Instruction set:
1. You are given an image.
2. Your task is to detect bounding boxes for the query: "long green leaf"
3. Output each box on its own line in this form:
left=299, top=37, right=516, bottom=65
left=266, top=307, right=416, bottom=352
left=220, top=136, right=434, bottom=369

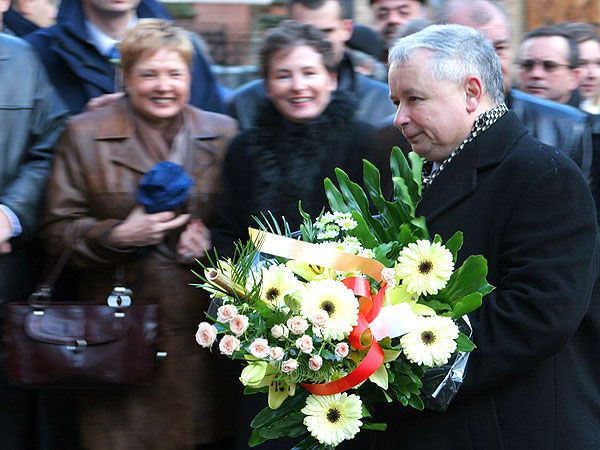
left=324, top=178, right=350, bottom=213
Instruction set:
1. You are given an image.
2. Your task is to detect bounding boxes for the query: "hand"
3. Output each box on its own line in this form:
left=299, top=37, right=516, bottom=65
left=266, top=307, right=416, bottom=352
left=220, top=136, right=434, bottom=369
left=0, top=209, right=13, bottom=245
left=0, top=242, right=11, bottom=255
left=107, top=205, right=190, bottom=248
left=177, top=219, right=211, bottom=264
left=84, top=92, right=125, bottom=112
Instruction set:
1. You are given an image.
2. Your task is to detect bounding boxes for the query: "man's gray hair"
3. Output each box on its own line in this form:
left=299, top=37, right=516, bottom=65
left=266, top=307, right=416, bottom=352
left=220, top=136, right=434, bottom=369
left=388, top=24, right=505, bottom=105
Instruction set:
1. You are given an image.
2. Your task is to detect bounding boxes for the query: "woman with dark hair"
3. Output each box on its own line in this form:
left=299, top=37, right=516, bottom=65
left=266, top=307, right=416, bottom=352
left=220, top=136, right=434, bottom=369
left=42, top=19, right=239, bottom=450
left=212, top=20, right=377, bottom=255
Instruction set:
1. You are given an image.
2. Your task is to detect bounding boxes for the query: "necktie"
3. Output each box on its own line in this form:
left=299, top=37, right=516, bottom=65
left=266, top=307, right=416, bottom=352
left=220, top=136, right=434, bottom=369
left=108, top=44, right=120, bottom=64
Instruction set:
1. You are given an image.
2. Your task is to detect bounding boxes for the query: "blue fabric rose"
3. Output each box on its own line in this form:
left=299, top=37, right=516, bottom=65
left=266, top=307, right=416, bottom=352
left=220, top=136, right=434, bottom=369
left=137, top=162, right=194, bottom=214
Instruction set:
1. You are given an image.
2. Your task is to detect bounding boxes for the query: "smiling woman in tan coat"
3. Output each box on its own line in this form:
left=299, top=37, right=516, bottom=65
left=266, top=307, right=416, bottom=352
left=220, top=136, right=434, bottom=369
left=41, top=20, right=240, bottom=450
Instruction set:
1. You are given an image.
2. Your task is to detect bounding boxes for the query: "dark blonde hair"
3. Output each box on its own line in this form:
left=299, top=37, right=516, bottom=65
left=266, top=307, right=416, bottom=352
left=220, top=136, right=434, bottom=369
left=120, top=19, right=194, bottom=76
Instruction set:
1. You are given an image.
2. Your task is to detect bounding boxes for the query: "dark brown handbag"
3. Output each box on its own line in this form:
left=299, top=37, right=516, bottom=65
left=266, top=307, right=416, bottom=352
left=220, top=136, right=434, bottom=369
left=0, top=245, right=163, bottom=389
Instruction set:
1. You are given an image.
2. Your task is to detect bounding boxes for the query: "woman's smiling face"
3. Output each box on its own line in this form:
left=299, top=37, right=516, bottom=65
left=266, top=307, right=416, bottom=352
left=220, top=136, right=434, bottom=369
left=266, top=45, right=337, bottom=123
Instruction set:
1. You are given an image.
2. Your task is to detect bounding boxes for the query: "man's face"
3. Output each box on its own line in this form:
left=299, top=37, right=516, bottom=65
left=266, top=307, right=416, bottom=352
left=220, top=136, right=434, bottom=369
left=82, top=0, right=140, bottom=16
left=371, top=0, right=424, bottom=48
left=16, top=0, right=58, bottom=28
left=448, top=7, right=512, bottom=94
left=291, top=0, right=353, bottom=66
left=577, top=39, right=600, bottom=101
left=518, top=36, right=580, bottom=104
left=389, top=52, right=474, bottom=163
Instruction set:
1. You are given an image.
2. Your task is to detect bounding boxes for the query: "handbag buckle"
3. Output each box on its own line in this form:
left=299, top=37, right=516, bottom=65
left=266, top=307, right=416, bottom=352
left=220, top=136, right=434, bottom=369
left=107, top=286, right=132, bottom=308
left=66, top=339, right=87, bottom=353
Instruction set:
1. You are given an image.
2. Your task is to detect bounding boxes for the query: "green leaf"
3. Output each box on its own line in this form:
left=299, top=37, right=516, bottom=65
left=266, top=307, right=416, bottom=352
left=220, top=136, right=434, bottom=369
left=408, top=394, right=425, bottom=410
left=444, top=231, right=464, bottom=263
left=291, top=436, right=322, bottom=450
left=258, top=412, right=306, bottom=439
left=438, top=255, right=495, bottom=307
left=251, top=391, right=308, bottom=428
left=456, top=332, right=477, bottom=352
left=324, top=178, right=349, bottom=213
left=350, top=211, right=378, bottom=249
left=362, top=422, right=389, bottom=431
left=449, top=292, right=483, bottom=319
left=248, top=428, right=268, bottom=447
left=373, top=242, right=396, bottom=267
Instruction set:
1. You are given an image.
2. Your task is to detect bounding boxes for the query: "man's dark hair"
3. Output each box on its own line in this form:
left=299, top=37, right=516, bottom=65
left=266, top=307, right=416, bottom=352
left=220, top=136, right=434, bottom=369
left=522, top=26, right=579, bottom=68
left=259, top=20, right=336, bottom=79
left=289, top=0, right=350, bottom=20
left=369, top=0, right=425, bottom=7
left=556, top=22, right=598, bottom=44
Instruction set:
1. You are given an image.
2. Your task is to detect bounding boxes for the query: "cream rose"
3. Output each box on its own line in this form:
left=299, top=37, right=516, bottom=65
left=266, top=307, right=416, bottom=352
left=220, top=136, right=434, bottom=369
left=217, top=304, right=238, bottom=322
left=308, top=355, right=323, bottom=371
left=335, top=342, right=350, bottom=358
left=281, top=358, right=299, bottom=374
left=219, top=334, right=240, bottom=355
left=295, top=335, right=314, bottom=354
left=270, top=346, right=285, bottom=361
left=381, top=267, right=397, bottom=287
left=271, top=324, right=285, bottom=339
left=230, top=314, right=249, bottom=336
left=287, top=316, right=309, bottom=335
left=249, top=338, right=270, bottom=359
left=310, top=310, right=329, bottom=327
left=195, top=322, right=217, bottom=348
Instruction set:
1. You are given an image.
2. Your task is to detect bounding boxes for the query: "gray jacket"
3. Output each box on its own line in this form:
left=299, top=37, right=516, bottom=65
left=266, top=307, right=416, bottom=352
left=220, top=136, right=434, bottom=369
left=0, top=34, right=68, bottom=302
left=228, top=54, right=395, bottom=128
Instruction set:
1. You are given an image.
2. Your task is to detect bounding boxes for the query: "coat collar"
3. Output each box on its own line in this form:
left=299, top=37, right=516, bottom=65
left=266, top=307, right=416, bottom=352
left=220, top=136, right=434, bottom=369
left=417, top=111, right=528, bottom=222
left=95, top=99, right=224, bottom=173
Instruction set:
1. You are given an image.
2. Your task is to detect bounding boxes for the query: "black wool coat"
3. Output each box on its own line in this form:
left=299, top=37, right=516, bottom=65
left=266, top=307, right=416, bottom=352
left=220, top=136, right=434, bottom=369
left=373, top=111, right=600, bottom=450
left=212, top=94, right=377, bottom=256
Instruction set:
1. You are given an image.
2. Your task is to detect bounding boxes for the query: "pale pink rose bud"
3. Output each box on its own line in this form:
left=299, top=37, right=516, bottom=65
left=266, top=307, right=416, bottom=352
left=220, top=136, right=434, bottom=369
left=310, top=310, right=329, bottom=327
left=335, top=342, right=350, bottom=358
left=219, top=334, right=240, bottom=355
left=287, top=316, right=309, bottom=335
left=308, top=355, right=323, bottom=371
left=381, top=268, right=397, bottom=287
left=295, top=335, right=314, bottom=354
left=281, top=325, right=289, bottom=339
left=229, top=314, right=249, bottom=336
left=270, top=346, right=285, bottom=361
left=217, top=304, right=238, bottom=322
left=195, top=322, right=218, bottom=348
left=249, top=338, right=270, bottom=359
left=281, top=358, right=299, bottom=374
left=271, top=324, right=285, bottom=339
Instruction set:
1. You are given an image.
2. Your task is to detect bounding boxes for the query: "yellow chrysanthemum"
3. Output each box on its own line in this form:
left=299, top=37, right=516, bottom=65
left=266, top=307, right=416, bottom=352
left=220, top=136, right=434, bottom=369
left=395, top=240, right=454, bottom=296
left=259, top=264, right=304, bottom=308
left=400, top=316, right=459, bottom=367
left=301, top=393, right=362, bottom=447
left=300, top=279, right=358, bottom=340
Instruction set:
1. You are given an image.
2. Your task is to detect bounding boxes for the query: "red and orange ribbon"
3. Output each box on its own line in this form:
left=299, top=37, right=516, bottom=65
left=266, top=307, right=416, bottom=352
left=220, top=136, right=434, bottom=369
left=248, top=228, right=388, bottom=396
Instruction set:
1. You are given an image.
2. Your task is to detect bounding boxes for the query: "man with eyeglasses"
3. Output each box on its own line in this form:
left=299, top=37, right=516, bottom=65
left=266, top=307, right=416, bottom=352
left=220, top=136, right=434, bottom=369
left=370, top=0, right=426, bottom=61
left=517, top=27, right=582, bottom=107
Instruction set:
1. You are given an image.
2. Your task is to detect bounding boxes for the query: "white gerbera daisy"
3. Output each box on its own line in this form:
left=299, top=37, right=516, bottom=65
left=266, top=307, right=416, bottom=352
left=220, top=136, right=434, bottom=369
left=301, top=279, right=359, bottom=340
left=259, top=264, right=303, bottom=308
left=400, top=316, right=459, bottom=367
left=302, top=393, right=362, bottom=447
left=396, top=240, right=454, bottom=296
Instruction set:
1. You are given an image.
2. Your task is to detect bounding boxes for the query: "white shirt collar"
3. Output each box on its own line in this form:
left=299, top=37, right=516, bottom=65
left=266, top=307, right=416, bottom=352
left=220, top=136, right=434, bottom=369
left=85, top=15, right=138, bottom=58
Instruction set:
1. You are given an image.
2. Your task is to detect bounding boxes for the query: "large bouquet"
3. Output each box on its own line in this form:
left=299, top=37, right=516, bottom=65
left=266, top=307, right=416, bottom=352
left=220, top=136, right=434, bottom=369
left=195, top=148, right=493, bottom=449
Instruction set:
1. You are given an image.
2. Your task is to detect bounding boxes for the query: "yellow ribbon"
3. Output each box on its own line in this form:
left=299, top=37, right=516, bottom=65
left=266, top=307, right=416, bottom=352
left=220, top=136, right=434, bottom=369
left=248, top=228, right=385, bottom=282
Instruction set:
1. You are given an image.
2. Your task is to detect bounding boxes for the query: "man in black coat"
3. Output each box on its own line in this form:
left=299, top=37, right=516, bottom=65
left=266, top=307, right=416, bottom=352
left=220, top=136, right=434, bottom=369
left=373, top=24, right=600, bottom=449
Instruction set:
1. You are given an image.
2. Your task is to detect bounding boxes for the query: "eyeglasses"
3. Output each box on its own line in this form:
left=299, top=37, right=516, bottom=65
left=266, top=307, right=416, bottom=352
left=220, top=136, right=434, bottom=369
left=518, top=59, right=573, bottom=72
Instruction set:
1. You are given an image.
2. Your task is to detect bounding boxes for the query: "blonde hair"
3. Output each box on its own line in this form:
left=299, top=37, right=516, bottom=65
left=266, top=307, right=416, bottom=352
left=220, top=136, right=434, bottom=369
left=120, top=19, right=194, bottom=76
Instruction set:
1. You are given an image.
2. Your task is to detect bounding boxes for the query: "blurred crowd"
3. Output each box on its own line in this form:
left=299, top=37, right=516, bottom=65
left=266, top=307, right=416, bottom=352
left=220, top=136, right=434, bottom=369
left=1, top=0, right=600, bottom=449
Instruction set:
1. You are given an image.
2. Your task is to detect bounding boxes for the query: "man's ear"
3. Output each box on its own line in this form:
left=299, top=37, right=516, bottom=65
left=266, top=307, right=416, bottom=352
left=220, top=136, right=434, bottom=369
left=341, top=19, right=354, bottom=43
left=569, top=67, right=583, bottom=92
left=465, top=75, right=484, bottom=113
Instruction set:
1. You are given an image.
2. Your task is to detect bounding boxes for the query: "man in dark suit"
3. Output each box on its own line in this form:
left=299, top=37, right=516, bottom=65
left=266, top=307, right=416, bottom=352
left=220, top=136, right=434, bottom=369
left=373, top=24, right=600, bottom=450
